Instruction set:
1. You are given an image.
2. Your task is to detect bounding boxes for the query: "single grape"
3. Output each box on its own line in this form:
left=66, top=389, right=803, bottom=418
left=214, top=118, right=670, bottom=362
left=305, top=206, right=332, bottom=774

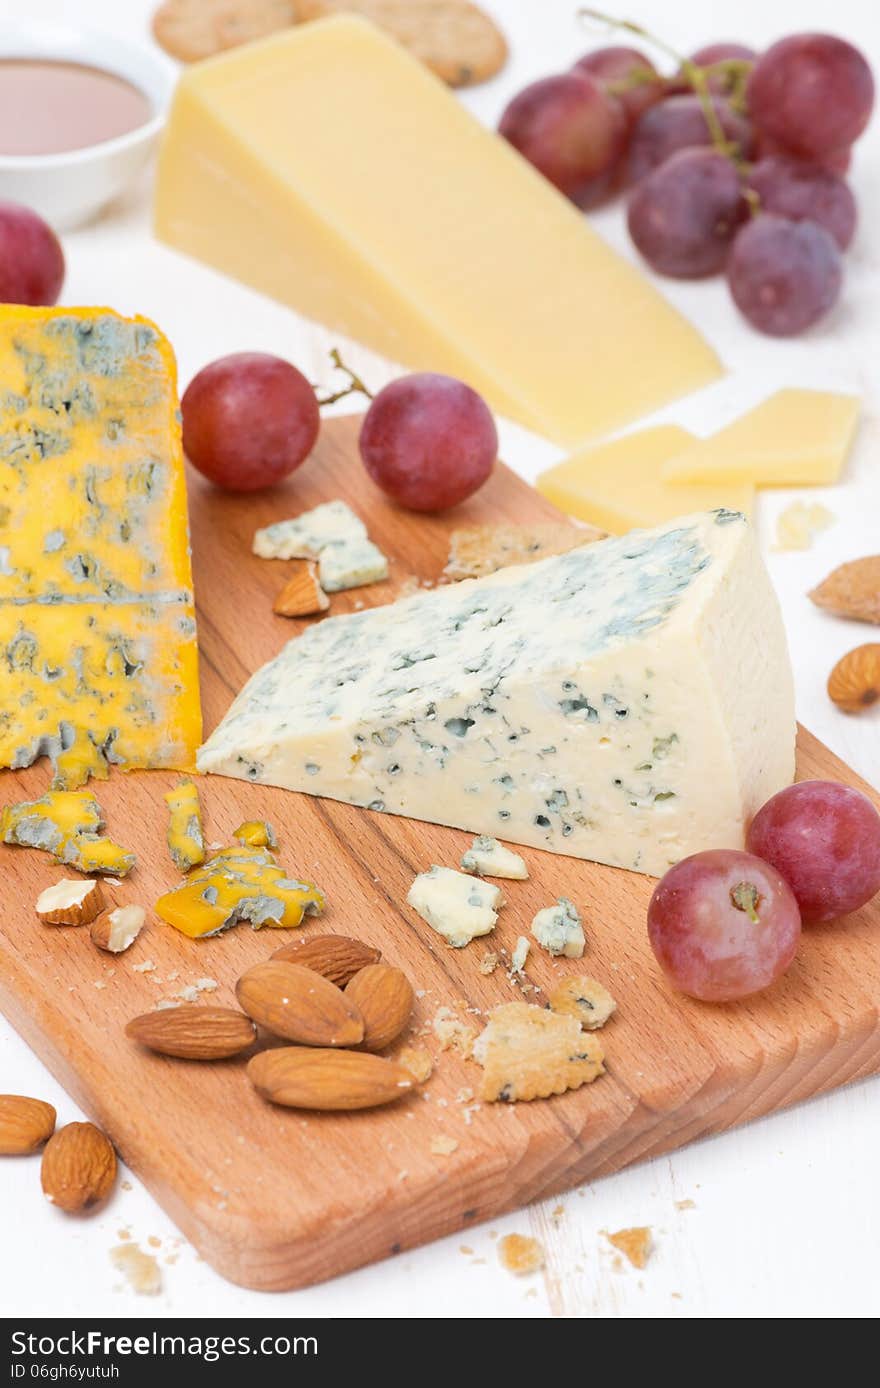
left=0, top=201, right=64, bottom=305
left=727, top=213, right=842, bottom=335
left=747, top=781, right=880, bottom=924
left=627, top=147, right=748, bottom=278
left=182, top=353, right=320, bottom=492
left=498, top=71, right=628, bottom=209
left=747, top=33, right=874, bottom=158
left=647, top=849, right=801, bottom=1002
left=669, top=42, right=758, bottom=97
left=573, top=46, right=665, bottom=127
left=754, top=131, right=852, bottom=175
left=747, top=155, right=856, bottom=250
left=359, top=373, right=496, bottom=513
left=627, top=94, right=754, bottom=185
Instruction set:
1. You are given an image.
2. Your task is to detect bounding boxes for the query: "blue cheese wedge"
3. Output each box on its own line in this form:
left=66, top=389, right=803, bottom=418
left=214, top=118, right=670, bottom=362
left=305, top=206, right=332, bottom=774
left=253, top=500, right=366, bottom=560
left=531, top=897, right=585, bottom=959
left=318, top=537, right=389, bottom=592
left=198, top=511, right=796, bottom=877
left=406, top=865, right=503, bottom=948
left=461, top=835, right=528, bottom=880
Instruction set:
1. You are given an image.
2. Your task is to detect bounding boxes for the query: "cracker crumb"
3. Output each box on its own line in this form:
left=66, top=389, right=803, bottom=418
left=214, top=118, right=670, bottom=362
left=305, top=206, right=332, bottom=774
left=478, top=951, right=499, bottom=976
left=429, top=1134, right=458, bottom=1157
left=110, top=1243, right=162, bottom=1296
left=120, top=1180, right=132, bottom=1192
left=147, top=1235, right=162, bottom=1248
left=459, top=1244, right=474, bottom=1256
left=432, top=1005, right=477, bottom=1056
left=606, top=1226, right=652, bottom=1269
left=498, top=1233, right=545, bottom=1276
left=398, top=1046, right=433, bottom=1083
left=131, top=959, right=156, bottom=974
left=675, top=1198, right=696, bottom=1211
left=444, top=521, right=603, bottom=580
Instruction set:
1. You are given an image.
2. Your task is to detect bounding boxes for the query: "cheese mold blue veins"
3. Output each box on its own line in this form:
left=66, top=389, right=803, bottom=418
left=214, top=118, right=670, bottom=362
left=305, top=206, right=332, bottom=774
left=197, top=511, right=796, bottom=877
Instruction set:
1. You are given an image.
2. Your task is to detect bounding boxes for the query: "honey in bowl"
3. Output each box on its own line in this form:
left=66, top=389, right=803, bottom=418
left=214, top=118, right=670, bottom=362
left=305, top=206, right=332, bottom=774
left=0, top=59, right=152, bottom=155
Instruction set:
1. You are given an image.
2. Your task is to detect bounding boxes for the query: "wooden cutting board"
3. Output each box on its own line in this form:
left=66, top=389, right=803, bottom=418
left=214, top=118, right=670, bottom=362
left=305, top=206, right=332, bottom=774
left=1, top=415, right=879, bottom=1292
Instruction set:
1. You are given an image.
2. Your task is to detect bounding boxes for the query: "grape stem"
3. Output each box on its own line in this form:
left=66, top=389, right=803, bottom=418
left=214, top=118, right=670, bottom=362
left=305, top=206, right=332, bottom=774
left=315, top=348, right=374, bottom=408
left=578, top=8, right=751, bottom=164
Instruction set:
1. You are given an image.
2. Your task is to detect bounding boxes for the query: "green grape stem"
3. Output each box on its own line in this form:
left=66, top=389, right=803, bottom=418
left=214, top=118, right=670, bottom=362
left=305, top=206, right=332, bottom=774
left=314, top=348, right=374, bottom=408
left=578, top=8, right=755, bottom=165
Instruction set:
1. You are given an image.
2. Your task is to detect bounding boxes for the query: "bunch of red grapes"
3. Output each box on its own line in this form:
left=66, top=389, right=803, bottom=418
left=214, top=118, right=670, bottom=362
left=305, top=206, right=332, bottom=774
left=499, top=32, right=874, bottom=336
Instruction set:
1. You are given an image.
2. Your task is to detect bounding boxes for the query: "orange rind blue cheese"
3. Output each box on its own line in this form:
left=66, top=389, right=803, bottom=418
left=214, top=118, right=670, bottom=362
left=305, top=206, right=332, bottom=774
left=164, top=779, right=205, bottom=872
left=156, top=845, right=324, bottom=939
left=233, top=820, right=277, bottom=849
left=0, top=790, right=135, bottom=877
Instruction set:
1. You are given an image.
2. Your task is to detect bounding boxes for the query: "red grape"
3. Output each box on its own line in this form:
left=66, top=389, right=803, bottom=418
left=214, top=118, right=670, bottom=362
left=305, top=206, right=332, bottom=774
left=747, top=781, right=880, bottom=924
left=647, top=849, right=801, bottom=1002
left=0, top=201, right=64, bottom=305
left=498, top=71, right=628, bottom=209
left=747, top=155, right=856, bottom=250
left=627, top=148, right=748, bottom=278
left=182, top=352, right=320, bottom=492
left=627, top=94, right=754, bottom=185
left=747, top=34, right=874, bottom=159
left=573, top=46, right=665, bottom=127
left=727, top=214, right=842, bottom=335
left=670, top=42, right=758, bottom=97
left=359, top=373, right=496, bottom=513
left=754, top=131, right=852, bottom=174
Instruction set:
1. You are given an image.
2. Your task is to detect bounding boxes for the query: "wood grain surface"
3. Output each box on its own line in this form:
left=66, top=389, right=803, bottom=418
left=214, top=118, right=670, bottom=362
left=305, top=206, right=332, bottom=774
left=1, top=415, right=878, bottom=1292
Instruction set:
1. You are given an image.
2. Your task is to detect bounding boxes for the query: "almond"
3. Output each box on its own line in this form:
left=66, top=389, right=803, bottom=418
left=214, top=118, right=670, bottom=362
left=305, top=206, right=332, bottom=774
left=36, top=878, right=105, bottom=926
left=90, top=903, right=145, bottom=953
left=125, top=1005, right=257, bottom=1060
left=828, top=643, right=880, bottom=713
left=0, top=1094, right=56, bottom=1154
left=41, top=1121, right=116, bottom=1213
left=273, top=561, right=330, bottom=617
left=345, top=964, right=413, bottom=1051
left=248, top=1047, right=416, bottom=1110
left=236, top=960, right=364, bottom=1046
left=271, top=933, right=381, bottom=986
left=810, top=556, right=880, bottom=624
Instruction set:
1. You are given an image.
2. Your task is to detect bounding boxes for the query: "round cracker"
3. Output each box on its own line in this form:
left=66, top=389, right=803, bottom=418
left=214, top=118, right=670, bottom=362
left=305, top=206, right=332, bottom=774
left=153, top=0, right=298, bottom=64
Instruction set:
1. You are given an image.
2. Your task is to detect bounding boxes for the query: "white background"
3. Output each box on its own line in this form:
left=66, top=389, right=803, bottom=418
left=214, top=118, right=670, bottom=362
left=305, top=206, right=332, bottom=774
left=1, top=0, right=879, bottom=1319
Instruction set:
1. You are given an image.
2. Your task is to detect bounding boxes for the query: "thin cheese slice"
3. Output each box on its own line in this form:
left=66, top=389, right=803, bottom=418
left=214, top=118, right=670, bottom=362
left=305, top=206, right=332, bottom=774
left=154, top=15, right=722, bottom=447
left=537, top=426, right=754, bottom=534
left=660, top=389, right=861, bottom=486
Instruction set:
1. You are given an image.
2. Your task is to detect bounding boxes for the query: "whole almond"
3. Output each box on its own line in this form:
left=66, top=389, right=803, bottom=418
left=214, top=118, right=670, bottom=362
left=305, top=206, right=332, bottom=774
left=125, top=1006, right=257, bottom=1060
left=0, top=1094, right=56, bottom=1155
left=271, top=933, right=381, bottom=987
left=828, top=644, right=880, bottom=713
left=345, top=964, right=413, bottom=1052
left=41, top=1121, right=116, bottom=1213
left=236, top=960, right=364, bottom=1046
left=248, top=1047, right=416, bottom=1111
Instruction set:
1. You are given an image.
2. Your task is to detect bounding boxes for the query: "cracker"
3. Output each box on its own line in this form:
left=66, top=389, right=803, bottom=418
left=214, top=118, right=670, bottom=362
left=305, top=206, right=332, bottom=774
left=153, top=0, right=297, bottom=63
left=293, top=0, right=508, bottom=87
left=444, top=521, right=604, bottom=581
left=549, top=975, right=616, bottom=1031
left=472, top=1001, right=604, bottom=1103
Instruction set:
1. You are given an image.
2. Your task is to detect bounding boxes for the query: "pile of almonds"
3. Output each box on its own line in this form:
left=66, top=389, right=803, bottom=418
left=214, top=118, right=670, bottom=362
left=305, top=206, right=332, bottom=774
left=0, top=1094, right=117, bottom=1214
left=125, top=934, right=421, bottom=1112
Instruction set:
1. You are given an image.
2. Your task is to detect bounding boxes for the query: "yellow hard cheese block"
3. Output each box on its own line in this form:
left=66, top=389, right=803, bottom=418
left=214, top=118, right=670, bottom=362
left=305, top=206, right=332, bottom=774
left=537, top=426, right=754, bottom=534
left=156, top=845, right=325, bottom=938
left=660, top=389, right=861, bottom=486
left=154, top=16, right=722, bottom=448
left=0, top=306, right=201, bottom=780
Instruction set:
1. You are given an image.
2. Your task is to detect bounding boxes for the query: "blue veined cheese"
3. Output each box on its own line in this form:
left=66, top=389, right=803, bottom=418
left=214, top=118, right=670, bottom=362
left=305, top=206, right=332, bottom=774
left=318, top=537, right=388, bottom=592
left=461, top=835, right=528, bottom=880
left=407, top=865, right=504, bottom=947
left=198, top=511, right=796, bottom=876
left=531, top=898, right=585, bottom=958
left=510, top=936, right=530, bottom=974
left=253, top=500, right=366, bottom=560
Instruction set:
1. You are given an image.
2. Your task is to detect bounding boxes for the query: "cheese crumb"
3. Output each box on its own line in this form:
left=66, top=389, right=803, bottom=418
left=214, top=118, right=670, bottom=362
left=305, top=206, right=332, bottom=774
left=774, top=500, right=835, bottom=551
left=531, top=898, right=585, bottom=958
left=498, top=1233, right=545, bottom=1276
left=509, top=936, right=530, bottom=975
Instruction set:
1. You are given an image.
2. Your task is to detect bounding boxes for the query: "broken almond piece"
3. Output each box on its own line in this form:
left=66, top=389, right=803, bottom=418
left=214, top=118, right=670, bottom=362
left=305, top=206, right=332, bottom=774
left=827, top=644, right=880, bottom=713
left=273, top=561, right=330, bottom=617
left=810, top=556, right=880, bottom=625
left=606, top=1226, right=652, bottom=1269
left=90, top=904, right=146, bottom=954
left=36, top=878, right=105, bottom=926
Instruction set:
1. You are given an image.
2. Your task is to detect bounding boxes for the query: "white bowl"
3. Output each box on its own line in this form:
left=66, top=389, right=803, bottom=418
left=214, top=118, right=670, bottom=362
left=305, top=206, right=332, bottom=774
left=0, top=20, right=176, bottom=230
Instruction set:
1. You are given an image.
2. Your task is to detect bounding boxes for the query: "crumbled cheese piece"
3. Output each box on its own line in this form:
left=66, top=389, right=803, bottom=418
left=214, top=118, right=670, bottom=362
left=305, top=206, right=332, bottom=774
left=432, top=1005, right=477, bottom=1056
left=233, top=820, right=277, bottom=849
left=510, top=936, right=530, bottom=974
left=155, top=844, right=324, bottom=938
left=318, top=536, right=389, bottom=592
left=253, top=500, right=366, bottom=559
left=407, top=865, right=503, bottom=948
left=163, top=779, right=205, bottom=872
left=606, top=1227, right=652, bottom=1269
left=1, top=790, right=135, bottom=877
left=549, top=975, right=616, bottom=1030
left=473, top=1001, right=604, bottom=1103
left=498, top=1233, right=545, bottom=1276
left=531, top=897, right=584, bottom=958
left=460, top=835, right=528, bottom=880
left=429, top=1134, right=459, bottom=1157
left=774, top=500, right=835, bottom=552
left=110, top=1243, right=162, bottom=1295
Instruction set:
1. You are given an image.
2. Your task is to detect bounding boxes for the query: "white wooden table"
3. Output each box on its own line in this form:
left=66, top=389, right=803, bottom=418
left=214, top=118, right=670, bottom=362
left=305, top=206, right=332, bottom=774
left=2, top=0, right=879, bottom=1318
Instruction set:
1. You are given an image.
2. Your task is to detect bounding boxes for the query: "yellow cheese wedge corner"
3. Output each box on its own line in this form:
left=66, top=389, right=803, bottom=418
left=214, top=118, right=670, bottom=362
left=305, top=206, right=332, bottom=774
left=537, top=425, right=754, bottom=535
left=660, top=388, right=861, bottom=487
